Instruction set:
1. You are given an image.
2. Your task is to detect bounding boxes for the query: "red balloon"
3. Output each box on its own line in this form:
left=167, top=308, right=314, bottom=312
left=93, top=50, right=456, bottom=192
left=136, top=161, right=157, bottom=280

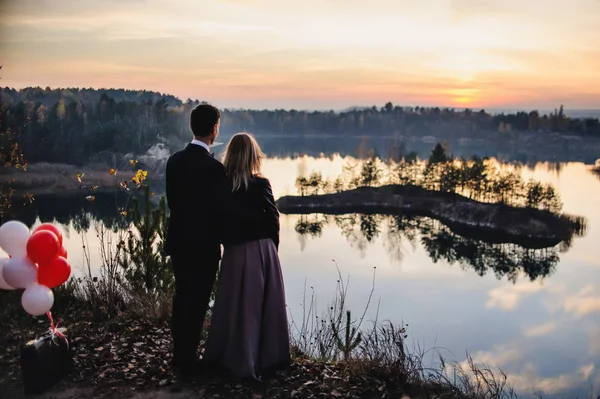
left=33, top=223, right=63, bottom=246
left=58, top=246, right=68, bottom=258
left=37, top=256, right=71, bottom=288
left=26, top=231, right=60, bottom=265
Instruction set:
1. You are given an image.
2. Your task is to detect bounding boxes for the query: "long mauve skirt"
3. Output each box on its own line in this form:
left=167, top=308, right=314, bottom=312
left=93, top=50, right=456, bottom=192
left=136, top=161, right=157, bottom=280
left=203, top=238, right=290, bottom=379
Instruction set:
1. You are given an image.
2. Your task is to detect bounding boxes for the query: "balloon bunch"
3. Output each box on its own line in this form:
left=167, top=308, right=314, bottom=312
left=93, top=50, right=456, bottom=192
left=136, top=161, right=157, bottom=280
left=0, top=221, right=71, bottom=316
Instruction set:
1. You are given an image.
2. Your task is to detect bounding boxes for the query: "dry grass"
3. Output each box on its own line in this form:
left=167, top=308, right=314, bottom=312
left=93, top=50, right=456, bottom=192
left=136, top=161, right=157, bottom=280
left=53, top=254, right=522, bottom=399
left=58, top=222, right=173, bottom=324
left=288, top=261, right=521, bottom=399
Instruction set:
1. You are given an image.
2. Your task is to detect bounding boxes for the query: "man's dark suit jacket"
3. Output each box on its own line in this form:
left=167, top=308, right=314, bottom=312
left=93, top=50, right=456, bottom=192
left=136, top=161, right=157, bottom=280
left=164, top=143, right=224, bottom=261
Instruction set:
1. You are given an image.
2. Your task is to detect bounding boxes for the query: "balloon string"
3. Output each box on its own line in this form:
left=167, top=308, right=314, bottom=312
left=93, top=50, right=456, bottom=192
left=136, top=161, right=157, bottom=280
left=46, top=311, right=69, bottom=351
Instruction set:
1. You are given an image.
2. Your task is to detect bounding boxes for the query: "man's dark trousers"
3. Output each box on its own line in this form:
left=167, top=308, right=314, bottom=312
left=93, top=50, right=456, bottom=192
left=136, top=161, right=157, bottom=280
left=171, top=250, right=219, bottom=369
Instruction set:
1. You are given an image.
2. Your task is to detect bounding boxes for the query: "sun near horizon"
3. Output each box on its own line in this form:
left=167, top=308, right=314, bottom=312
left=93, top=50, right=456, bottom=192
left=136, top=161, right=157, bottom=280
left=1, top=0, right=600, bottom=111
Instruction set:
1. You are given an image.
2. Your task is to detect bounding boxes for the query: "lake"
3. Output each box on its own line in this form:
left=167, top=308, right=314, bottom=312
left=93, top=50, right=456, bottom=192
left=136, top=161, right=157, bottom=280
left=2, top=152, right=599, bottom=399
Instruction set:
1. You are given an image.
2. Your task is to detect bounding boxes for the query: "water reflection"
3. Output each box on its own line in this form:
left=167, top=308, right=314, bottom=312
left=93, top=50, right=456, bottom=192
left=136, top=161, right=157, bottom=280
left=230, top=135, right=600, bottom=166
left=2, top=192, right=130, bottom=232
left=295, top=214, right=566, bottom=283
left=5, top=193, right=566, bottom=285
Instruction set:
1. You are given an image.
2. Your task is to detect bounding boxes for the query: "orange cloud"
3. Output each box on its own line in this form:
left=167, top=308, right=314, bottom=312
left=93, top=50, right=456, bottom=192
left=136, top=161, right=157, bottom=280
left=1, top=0, right=599, bottom=109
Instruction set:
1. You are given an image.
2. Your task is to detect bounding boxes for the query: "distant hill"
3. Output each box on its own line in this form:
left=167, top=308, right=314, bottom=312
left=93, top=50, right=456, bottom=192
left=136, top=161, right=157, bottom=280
left=3, top=86, right=599, bottom=119
left=483, top=108, right=600, bottom=119
left=342, top=105, right=600, bottom=119
left=0, top=87, right=183, bottom=108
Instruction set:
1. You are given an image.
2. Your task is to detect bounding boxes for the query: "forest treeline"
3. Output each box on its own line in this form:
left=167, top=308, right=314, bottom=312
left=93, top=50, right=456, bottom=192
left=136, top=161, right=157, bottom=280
left=2, top=86, right=600, bottom=166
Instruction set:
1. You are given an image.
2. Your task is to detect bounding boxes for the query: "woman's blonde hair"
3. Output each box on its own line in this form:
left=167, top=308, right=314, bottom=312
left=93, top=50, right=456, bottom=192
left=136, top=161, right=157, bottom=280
left=222, top=132, right=265, bottom=191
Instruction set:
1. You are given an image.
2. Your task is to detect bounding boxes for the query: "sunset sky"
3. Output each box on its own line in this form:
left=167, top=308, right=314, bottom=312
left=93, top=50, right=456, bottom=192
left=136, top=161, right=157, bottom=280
left=1, top=0, right=599, bottom=110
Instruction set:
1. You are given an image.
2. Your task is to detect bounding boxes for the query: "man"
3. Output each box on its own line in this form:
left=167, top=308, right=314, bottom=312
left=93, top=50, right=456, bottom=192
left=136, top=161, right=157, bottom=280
left=164, top=103, right=224, bottom=377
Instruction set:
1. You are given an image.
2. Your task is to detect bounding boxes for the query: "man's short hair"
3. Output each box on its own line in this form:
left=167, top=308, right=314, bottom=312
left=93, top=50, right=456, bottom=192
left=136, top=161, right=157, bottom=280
left=190, top=103, right=220, bottom=137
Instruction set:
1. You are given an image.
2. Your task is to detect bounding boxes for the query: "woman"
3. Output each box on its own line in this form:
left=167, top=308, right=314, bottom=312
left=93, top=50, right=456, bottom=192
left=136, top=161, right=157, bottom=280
left=203, top=132, right=290, bottom=380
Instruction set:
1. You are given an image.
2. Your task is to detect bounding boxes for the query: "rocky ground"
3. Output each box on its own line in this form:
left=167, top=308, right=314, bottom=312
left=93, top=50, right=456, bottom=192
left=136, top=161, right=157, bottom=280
left=0, top=305, right=433, bottom=399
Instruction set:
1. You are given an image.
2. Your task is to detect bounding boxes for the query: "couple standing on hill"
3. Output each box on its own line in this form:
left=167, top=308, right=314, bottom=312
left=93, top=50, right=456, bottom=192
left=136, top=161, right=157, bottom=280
left=163, top=103, right=290, bottom=381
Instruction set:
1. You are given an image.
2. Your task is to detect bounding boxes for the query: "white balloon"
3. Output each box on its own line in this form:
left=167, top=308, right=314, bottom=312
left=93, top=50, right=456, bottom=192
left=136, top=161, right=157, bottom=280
left=21, top=283, right=54, bottom=316
left=0, top=221, right=30, bottom=258
left=2, top=256, right=37, bottom=289
left=0, top=257, right=16, bottom=290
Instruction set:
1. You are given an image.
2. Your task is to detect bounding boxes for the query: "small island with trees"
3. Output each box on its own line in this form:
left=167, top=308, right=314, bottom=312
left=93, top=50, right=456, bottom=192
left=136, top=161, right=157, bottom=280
left=278, top=143, right=586, bottom=248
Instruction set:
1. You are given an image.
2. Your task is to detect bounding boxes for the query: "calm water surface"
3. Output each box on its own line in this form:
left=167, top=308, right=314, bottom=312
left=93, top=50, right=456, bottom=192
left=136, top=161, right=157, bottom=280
left=3, top=156, right=599, bottom=398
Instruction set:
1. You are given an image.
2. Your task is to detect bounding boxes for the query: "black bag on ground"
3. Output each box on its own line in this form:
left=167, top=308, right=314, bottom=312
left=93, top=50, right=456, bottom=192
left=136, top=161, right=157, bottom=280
left=20, top=327, right=73, bottom=394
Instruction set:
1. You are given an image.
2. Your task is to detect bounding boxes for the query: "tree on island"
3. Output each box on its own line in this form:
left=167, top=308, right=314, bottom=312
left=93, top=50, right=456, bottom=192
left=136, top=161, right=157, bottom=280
left=296, top=142, right=564, bottom=214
